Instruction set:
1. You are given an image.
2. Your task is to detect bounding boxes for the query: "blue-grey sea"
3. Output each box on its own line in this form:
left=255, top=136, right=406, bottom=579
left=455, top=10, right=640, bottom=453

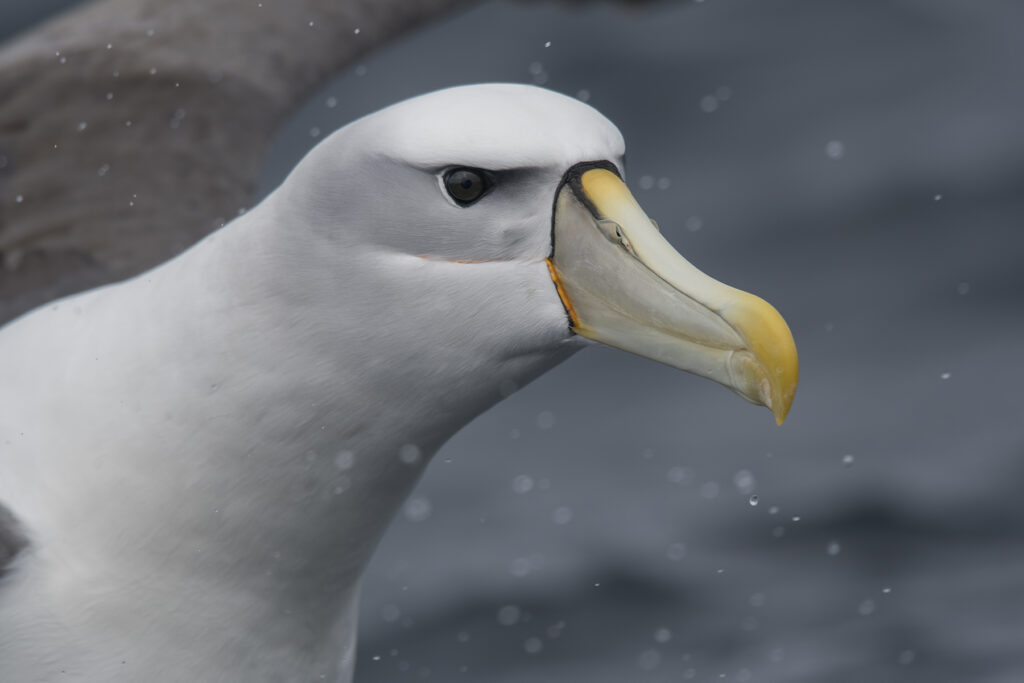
left=6, top=1, right=1024, bottom=681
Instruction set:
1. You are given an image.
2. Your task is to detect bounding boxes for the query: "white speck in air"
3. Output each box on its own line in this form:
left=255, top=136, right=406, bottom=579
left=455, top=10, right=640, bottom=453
left=398, top=443, right=421, bottom=465
left=552, top=506, right=572, bottom=525
left=403, top=497, right=432, bottom=522
left=497, top=605, right=520, bottom=626
left=825, top=140, right=845, bottom=159
left=511, top=474, right=534, bottom=494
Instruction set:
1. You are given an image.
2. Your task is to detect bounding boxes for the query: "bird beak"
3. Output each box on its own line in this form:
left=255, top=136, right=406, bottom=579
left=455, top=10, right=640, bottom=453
left=548, top=166, right=798, bottom=424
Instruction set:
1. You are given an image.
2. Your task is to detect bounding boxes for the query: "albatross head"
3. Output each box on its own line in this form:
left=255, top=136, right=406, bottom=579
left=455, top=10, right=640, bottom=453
left=275, top=83, right=797, bottom=424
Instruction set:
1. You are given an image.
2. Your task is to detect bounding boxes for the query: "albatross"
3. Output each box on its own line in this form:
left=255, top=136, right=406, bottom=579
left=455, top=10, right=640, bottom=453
left=0, top=83, right=797, bottom=682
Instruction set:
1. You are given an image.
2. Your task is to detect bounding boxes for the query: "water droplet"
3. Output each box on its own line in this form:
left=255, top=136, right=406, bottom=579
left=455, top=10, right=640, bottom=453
left=497, top=605, right=520, bottom=626
left=334, top=450, right=355, bottom=470
left=827, top=540, right=841, bottom=556
left=14, top=194, right=23, bottom=203
left=637, top=649, right=661, bottom=671
left=398, top=443, right=421, bottom=464
left=353, top=27, right=361, bottom=34
left=666, top=542, right=687, bottom=561
left=842, top=454, right=855, bottom=467
left=509, top=557, right=533, bottom=577
left=656, top=177, right=671, bottom=190
left=768, top=505, right=779, bottom=515
left=882, top=586, right=892, bottom=594
left=77, top=121, right=87, bottom=131
left=149, top=67, right=157, bottom=75
left=544, top=41, right=551, bottom=48
left=309, top=126, right=320, bottom=138
left=733, top=469, right=755, bottom=494
left=858, top=599, right=876, bottom=616
left=956, top=282, right=970, bottom=295
left=546, top=621, right=566, bottom=638
left=308, top=20, right=315, bottom=27
left=97, top=164, right=110, bottom=176
left=511, top=474, right=534, bottom=494
left=699, top=95, right=718, bottom=113
left=576, top=89, right=591, bottom=102
left=105, top=92, right=114, bottom=100
left=685, top=216, right=703, bottom=232
left=146, top=28, right=155, bottom=37
left=403, top=497, right=432, bottom=522
left=940, top=372, right=951, bottom=380
left=552, top=506, right=572, bottom=525
left=825, top=140, right=845, bottom=159
left=748, top=495, right=759, bottom=506
left=524, top=636, right=543, bottom=654
left=638, top=175, right=655, bottom=190
left=106, top=43, right=112, bottom=49
left=791, top=515, right=801, bottom=522
left=653, top=627, right=671, bottom=643
left=933, top=193, right=943, bottom=201
left=667, top=466, right=689, bottom=484
left=325, top=96, right=337, bottom=109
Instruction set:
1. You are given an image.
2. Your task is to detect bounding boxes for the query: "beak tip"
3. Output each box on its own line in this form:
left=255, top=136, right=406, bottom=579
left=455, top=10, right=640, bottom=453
left=770, top=382, right=797, bottom=426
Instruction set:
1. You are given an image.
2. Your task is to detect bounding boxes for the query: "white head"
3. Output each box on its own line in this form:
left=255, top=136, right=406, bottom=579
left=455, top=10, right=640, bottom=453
left=278, top=84, right=621, bottom=261
left=264, top=83, right=796, bottom=430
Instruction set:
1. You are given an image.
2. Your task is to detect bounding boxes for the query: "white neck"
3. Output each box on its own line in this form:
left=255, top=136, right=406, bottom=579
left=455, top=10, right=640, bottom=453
left=0, top=196, right=577, bottom=681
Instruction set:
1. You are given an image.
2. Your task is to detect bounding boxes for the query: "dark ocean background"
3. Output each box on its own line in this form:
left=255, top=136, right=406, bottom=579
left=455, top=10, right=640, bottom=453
left=5, top=1, right=1024, bottom=681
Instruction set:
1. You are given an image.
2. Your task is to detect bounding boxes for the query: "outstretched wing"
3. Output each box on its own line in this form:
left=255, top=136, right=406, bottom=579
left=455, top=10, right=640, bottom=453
left=0, top=502, right=27, bottom=579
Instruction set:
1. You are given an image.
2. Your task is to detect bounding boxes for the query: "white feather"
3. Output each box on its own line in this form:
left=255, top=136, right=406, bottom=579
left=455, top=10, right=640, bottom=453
left=0, top=84, right=622, bottom=682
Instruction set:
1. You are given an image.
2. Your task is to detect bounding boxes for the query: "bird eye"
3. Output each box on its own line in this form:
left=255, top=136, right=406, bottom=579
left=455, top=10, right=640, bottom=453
left=443, top=167, right=491, bottom=206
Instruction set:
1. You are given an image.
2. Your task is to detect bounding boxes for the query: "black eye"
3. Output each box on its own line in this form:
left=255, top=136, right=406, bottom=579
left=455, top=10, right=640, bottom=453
left=444, top=167, right=491, bottom=206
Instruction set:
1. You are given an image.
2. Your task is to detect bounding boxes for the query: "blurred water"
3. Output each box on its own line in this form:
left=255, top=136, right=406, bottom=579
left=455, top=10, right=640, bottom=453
left=261, top=2, right=1024, bottom=681
left=7, top=0, right=1024, bottom=680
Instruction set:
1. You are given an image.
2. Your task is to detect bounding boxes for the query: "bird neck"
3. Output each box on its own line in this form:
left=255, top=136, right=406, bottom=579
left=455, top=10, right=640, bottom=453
left=28, top=200, right=577, bottom=665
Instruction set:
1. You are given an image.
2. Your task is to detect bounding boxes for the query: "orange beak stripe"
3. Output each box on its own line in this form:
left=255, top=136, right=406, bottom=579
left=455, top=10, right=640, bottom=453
left=545, top=258, right=579, bottom=328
